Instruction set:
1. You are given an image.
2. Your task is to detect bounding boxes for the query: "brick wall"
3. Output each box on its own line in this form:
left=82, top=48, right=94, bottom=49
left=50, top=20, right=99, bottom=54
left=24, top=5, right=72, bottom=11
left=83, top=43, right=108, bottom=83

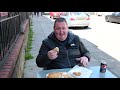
left=0, top=19, right=30, bottom=78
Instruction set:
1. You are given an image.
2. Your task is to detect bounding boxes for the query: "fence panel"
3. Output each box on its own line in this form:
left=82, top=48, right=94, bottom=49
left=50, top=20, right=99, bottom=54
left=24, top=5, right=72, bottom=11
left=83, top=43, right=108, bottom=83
left=0, top=12, right=32, bottom=67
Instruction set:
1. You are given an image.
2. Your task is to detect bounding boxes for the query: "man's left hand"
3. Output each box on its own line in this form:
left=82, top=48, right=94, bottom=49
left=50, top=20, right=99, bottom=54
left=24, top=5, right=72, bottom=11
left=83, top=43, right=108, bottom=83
left=80, top=56, right=89, bottom=66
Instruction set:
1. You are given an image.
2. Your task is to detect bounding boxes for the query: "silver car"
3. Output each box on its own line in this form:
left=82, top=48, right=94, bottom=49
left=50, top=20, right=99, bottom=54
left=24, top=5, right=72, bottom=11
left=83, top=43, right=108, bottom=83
left=105, top=12, right=120, bottom=24
left=60, top=12, right=90, bottom=28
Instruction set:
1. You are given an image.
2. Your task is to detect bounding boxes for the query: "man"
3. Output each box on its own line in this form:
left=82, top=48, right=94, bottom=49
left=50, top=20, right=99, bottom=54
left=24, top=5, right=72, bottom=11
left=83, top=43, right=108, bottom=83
left=36, top=12, right=39, bottom=16
left=36, top=17, right=91, bottom=70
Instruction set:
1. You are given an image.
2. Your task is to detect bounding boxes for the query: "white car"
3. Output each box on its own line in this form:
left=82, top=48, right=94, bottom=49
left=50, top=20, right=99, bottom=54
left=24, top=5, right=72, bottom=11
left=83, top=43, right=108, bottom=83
left=60, top=12, right=90, bottom=28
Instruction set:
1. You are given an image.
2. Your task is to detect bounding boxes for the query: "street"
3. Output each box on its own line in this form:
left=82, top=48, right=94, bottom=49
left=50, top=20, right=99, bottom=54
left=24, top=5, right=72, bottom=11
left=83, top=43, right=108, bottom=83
left=44, top=14, right=120, bottom=61
left=71, top=15, right=120, bottom=62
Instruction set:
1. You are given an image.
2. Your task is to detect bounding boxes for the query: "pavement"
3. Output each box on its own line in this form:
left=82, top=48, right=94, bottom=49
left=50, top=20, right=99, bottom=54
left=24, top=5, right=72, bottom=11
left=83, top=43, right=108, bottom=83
left=23, top=14, right=120, bottom=78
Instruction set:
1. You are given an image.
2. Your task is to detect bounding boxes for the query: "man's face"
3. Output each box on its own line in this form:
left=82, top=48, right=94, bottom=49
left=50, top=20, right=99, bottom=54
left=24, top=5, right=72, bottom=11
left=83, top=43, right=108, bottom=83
left=54, top=21, right=69, bottom=41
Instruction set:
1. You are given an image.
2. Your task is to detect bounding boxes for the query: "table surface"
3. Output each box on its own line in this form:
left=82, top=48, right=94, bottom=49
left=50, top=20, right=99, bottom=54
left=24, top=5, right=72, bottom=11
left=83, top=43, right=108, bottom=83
left=37, top=66, right=117, bottom=78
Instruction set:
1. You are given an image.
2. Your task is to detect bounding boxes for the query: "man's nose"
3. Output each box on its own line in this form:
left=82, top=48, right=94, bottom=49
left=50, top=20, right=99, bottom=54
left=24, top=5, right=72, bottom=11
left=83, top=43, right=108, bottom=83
left=60, top=30, right=64, bottom=33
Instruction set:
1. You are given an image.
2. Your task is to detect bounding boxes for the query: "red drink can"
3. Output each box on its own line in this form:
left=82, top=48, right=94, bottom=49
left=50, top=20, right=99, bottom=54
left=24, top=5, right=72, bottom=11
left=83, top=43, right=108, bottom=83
left=100, top=61, right=107, bottom=73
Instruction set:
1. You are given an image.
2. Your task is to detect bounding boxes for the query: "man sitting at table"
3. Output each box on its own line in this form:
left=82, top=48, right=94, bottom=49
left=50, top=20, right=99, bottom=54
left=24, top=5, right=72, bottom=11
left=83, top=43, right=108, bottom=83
left=36, top=17, right=91, bottom=70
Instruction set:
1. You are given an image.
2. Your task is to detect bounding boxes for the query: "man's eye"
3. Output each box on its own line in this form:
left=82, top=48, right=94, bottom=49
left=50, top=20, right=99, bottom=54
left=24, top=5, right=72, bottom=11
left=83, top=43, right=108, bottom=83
left=56, top=28, right=60, bottom=30
left=56, top=27, right=66, bottom=30
left=62, top=27, right=66, bottom=29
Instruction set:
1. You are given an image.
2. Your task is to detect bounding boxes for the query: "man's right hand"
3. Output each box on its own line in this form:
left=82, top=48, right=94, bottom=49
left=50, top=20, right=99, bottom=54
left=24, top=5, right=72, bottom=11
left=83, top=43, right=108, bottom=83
left=47, top=50, right=58, bottom=60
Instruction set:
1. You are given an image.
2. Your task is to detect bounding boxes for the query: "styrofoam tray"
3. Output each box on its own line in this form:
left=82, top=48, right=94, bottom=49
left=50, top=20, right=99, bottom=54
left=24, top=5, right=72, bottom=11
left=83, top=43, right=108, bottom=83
left=68, top=65, right=92, bottom=78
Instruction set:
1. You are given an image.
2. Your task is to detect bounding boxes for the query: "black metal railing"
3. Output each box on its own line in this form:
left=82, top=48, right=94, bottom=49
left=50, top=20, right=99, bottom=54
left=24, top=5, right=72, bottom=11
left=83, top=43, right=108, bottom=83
left=0, top=12, right=32, bottom=67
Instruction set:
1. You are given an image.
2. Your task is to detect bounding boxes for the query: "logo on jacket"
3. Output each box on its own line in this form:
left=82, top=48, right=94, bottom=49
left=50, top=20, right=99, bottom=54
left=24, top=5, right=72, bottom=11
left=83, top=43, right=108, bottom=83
left=70, top=43, right=75, bottom=46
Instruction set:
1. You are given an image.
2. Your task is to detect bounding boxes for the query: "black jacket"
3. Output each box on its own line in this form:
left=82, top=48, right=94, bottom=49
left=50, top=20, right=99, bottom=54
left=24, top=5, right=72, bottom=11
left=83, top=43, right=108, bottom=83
left=36, top=31, right=91, bottom=69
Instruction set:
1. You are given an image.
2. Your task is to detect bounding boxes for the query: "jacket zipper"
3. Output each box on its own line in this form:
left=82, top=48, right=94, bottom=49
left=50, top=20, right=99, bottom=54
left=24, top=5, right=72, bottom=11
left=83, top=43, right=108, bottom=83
left=66, top=49, right=71, bottom=68
left=60, top=43, right=72, bottom=68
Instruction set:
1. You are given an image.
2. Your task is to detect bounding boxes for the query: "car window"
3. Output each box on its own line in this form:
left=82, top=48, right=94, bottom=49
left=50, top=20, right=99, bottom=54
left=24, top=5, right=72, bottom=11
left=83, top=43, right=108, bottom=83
left=116, top=12, right=120, bottom=16
left=70, top=12, right=84, bottom=15
left=61, top=12, right=69, bottom=16
left=113, top=12, right=120, bottom=16
left=118, top=12, right=120, bottom=16
left=112, top=12, right=116, bottom=16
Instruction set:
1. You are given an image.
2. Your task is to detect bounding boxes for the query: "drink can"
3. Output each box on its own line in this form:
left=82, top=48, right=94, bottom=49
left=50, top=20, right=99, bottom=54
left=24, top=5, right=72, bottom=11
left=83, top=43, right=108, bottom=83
left=100, top=61, right=107, bottom=73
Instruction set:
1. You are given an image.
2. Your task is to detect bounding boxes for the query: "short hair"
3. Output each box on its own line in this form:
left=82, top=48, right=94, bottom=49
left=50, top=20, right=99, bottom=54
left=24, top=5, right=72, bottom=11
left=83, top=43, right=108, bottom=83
left=54, top=17, right=68, bottom=27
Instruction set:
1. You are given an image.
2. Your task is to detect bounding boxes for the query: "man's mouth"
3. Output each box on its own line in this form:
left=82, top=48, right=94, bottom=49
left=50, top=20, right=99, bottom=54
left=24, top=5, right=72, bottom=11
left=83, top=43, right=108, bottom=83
left=59, top=33, right=64, bottom=36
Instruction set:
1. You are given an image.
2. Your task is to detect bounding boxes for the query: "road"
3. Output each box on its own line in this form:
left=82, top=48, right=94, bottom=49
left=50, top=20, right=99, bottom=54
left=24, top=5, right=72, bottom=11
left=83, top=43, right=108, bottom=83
left=70, top=15, right=120, bottom=61
left=44, top=15, right=120, bottom=61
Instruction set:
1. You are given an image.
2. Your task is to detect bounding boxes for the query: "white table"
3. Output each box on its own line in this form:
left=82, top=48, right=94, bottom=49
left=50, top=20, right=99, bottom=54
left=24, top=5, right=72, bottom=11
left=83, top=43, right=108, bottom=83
left=37, top=66, right=117, bottom=78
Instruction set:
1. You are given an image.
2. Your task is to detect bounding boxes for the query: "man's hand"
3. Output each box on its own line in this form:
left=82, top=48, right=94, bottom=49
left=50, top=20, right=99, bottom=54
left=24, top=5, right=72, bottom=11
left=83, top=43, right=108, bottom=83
left=76, top=56, right=89, bottom=66
left=47, top=50, right=58, bottom=60
left=80, top=56, right=89, bottom=66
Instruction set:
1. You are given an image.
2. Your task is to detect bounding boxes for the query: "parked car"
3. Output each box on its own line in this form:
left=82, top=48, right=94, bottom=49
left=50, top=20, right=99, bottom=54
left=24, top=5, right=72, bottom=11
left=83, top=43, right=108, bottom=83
left=96, top=12, right=103, bottom=16
left=50, top=12, right=64, bottom=19
left=0, top=12, right=8, bottom=17
left=105, top=12, right=120, bottom=24
left=43, top=12, right=50, bottom=15
left=60, top=12, right=90, bottom=28
left=0, top=12, right=8, bottom=19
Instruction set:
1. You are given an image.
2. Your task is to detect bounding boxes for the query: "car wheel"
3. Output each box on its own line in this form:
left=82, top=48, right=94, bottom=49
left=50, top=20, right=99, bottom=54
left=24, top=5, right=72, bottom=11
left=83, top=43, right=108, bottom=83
left=50, top=16, right=53, bottom=19
left=84, top=26, right=88, bottom=28
left=105, top=16, right=109, bottom=22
